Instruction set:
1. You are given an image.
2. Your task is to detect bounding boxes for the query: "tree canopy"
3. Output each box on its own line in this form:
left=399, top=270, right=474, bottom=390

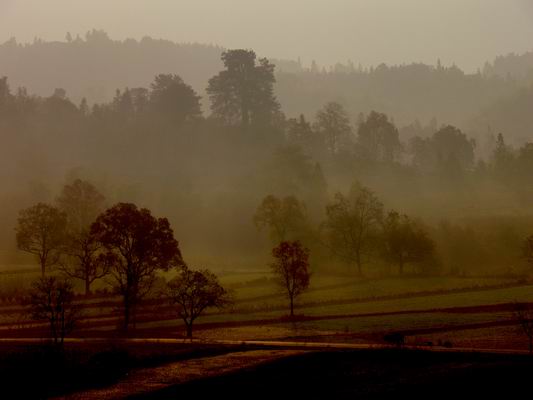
left=91, top=203, right=184, bottom=330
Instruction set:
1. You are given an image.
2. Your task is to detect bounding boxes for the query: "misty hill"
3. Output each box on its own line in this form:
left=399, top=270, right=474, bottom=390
left=1, top=31, right=531, bottom=145
left=0, top=30, right=225, bottom=105
left=276, top=63, right=518, bottom=140
left=483, top=51, right=533, bottom=83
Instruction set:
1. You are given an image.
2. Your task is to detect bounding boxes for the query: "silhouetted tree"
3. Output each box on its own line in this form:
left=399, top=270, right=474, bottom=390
left=314, top=102, right=352, bottom=155
left=149, top=74, right=202, bottom=124
left=271, top=241, right=311, bottom=317
left=167, top=267, right=231, bottom=338
left=29, top=276, right=79, bottom=346
left=286, top=114, right=324, bottom=158
left=254, top=195, right=307, bottom=242
left=207, top=49, right=280, bottom=127
left=433, top=125, right=475, bottom=174
left=56, top=179, right=109, bottom=295
left=91, top=203, right=184, bottom=330
left=382, top=211, right=436, bottom=274
left=323, top=183, right=383, bottom=275
left=16, top=203, right=67, bottom=276
left=409, top=125, right=475, bottom=176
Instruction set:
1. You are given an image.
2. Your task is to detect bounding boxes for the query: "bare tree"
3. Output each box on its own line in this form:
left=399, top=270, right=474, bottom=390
left=57, top=179, right=109, bottom=295
left=91, top=203, right=184, bottom=331
left=16, top=203, right=67, bottom=276
left=29, top=276, right=79, bottom=346
left=323, top=182, right=383, bottom=275
left=254, top=195, right=306, bottom=242
left=513, top=303, right=533, bottom=354
left=167, top=267, right=231, bottom=338
left=271, top=241, right=311, bottom=318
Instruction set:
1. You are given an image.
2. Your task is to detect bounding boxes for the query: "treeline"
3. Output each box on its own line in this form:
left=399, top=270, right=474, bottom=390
left=0, top=48, right=532, bottom=275
left=483, top=51, right=533, bottom=83
left=1, top=31, right=531, bottom=145
left=16, top=179, right=232, bottom=340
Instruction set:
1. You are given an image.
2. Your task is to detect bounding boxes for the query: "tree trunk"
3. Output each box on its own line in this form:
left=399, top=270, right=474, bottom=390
left=85, top=279, right=91, bottom=296
left=123, top=294, right=130, bottom=332
left=356, top=252, right=362, bottom=276
left=290, top=296, right=294, bottom=318
left=186, top=322, right=193, bottom=339
left=399, top=259, right=404, bottom=275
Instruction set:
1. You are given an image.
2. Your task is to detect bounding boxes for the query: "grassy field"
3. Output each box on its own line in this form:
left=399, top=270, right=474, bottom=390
left=0, top=267, right=531, bottom=351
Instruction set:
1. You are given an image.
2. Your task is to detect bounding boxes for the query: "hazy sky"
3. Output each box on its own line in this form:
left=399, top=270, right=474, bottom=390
left=1, top=0, right=532, bottom=71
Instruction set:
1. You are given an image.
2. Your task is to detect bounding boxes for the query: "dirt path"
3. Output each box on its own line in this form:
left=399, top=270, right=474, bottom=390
left=53, top=349, right=307, bottom=400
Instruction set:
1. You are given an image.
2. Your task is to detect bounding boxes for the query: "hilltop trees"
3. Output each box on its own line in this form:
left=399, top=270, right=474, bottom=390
left=149, top=74, right=202, bottom=124
left=314, top=102, right=353, bottom=155
left=271, top=241, right=311, bottom=318
left=410, top=125, right=475, bottom=176
left=16, top=204, right=67, bottom=276
left=91, top=203, right=184, bottom=330
left=323, top=183, right=384, bottom=275
left=167, top=267, right=231, bottom=338
left=207, top=49, right=280, bottom=127
left=286, top=114, right=324, bottom=158
left=356, top=111, right=402, bottom=163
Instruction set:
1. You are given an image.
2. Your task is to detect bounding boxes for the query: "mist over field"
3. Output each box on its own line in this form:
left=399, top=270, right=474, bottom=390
left=0, top=2, right=533, bottom=398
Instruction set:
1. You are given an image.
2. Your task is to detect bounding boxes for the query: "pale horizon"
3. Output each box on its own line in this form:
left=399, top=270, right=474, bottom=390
left=1, top=0, right=532, bottom=71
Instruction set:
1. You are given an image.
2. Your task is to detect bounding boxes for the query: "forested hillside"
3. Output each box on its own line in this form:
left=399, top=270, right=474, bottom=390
left=1, top=31, right=531, bottom=146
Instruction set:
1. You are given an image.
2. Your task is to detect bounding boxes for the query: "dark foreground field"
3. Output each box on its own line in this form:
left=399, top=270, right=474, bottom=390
left=2, top=342, right=533, bottom=399
left=0, top=342, right=243, bottom=399
left=134, top=349, right=533, bottom=400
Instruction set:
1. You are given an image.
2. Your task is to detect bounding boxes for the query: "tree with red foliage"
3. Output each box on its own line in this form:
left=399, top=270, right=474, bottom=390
left=91, top=203, right=184, bottom=331
left=271, top=241, right=311, bottom=318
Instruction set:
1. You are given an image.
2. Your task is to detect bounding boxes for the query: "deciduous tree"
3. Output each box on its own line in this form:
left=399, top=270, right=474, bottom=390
left=57, top=179, right=110, bottom=295
left=271, top=241, right=311, bottom=318
left=29, top=276, right=79, bottom=346
left=91, top=203, right=184, bottom=330
left=382, top=211, right=436, bottom=275
left=356, top=111, right=402, bottom=163
left=167, top=267, right=231, bottom=338
left=16, top=203, right=67, bottom=276
left=254, top=195, right=306, bottom=242
left=314, top=102, right=353, bottom=155
left=323, top=183, right=383, bottom=275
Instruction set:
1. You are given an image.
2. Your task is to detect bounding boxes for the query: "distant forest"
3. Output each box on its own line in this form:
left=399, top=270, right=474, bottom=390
left=0, top=31, right=532, bottom=275
left=1, top=30, right=533, bottom=146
